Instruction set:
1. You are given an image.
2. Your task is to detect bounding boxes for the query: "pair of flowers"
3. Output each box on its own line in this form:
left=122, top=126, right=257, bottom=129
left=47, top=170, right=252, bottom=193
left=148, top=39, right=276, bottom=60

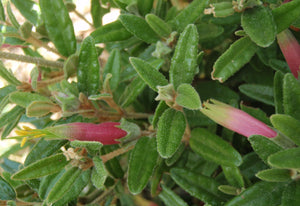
left=15, top=28, right=299, bottom=145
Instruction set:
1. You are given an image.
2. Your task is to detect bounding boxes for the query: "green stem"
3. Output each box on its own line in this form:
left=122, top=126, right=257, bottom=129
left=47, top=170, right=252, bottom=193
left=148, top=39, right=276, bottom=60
left=73, top=10, right=94, bottom=27
left=0, top=51, right=64, bottom=69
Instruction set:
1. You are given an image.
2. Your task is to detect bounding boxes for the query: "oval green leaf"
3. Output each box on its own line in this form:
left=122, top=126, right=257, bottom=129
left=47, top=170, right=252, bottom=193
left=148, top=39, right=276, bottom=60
left=225, top=181, right=286, bottom=206
left=283, top=73, right=300, bottom=121
left=119, top=14, right=160, bottom=44
left=170, top=24, right=199, bottom=89
left=159, top=185, right=188, bottom=206
left=271, top=114, right=300, bottom=146
left=241, top=5, right=276, bottom=47
left=190, top=128, right=242, bottom=167
left=248, top=135, right=283, bottom=164
left=239, top=84, right=274, bottom=106
left=145, top=14, right=172, bottom=38
left=169, top=0, right=209, bottom=32
left=0, top=176, right=16, bottom=200
left=91, top=156, right=108, bottom=189
left=137, top=0, right=153, bottom=16
left=9, top=91, right=51, bottom=108
left=90, top=20, right=132, bottom=43
left=12, top=153, right=69, bottom=180
left=40, top=0, right=76, bottom=56
left=128, top=137, right=158, bottom=194
left=273, top=0, right=300, bottom=33
left=268, top=147, right=300, bottom=169
left=77, top=36, right=100, bottom=96
left=157, top=108, right=186, bottom=158
left=130, top=57, right=168, bottom=92
left=175, top=83, right=201, bottom=110
left=212, top=37, right=257, bottom=83
left=170, top=168, right=227, bottom=206
left=222, top=165, right=244, bottom=188
left=281, top=181, right=300, bottom=206
left=256, top=168, right=292, bottom=182
left=46, top=167, right=81, bottom=203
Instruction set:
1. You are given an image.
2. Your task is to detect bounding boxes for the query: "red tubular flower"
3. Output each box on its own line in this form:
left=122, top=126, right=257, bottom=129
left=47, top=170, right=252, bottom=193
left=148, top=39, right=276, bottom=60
left=277, top=29, right=300, bottom=78
left=200, top=99, right=277, bottom=138
left=16, top=122, right=127, bottom=146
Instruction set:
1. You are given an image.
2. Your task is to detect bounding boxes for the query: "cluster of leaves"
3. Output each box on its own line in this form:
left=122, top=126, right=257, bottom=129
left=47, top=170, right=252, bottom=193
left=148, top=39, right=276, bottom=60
left=0, top=0, right=300, bottom=205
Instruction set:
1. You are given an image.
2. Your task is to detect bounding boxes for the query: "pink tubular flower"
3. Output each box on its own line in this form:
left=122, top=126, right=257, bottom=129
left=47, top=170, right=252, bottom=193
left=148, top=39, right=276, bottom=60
left=15, top=122, right=127, bottom=146
left=200, top=99, right=277, bottom=138
left=277, top=29, right=300, bottom=78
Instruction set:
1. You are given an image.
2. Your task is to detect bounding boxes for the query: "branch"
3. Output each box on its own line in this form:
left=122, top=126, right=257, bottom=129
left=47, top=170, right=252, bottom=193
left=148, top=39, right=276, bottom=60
left=0, top=51, right=64, bottom=69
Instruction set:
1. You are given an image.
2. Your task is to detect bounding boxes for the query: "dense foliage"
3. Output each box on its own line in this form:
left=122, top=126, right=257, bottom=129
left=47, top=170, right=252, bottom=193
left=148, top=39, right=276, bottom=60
left=0, top=0, right=300, bottom=205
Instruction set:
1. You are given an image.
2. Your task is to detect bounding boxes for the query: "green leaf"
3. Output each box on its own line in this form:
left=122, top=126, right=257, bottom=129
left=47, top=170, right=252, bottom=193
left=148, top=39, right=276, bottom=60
left=225, top=181, right=286, bottom=206
left=12, top=153, right=69, bottom=180
left=6, top=2, right=20, bottom=28
left=9, top=92, right=51, bottom=108
left=256, top=168, right=291, bottom=182
left=40, top=0, right=76, bottom=56
left=165, top=142, right=185, bottom=166
left=26, top=101, right=59, bottom=117
left=145, top=14, right=172, bottom=38
left=70, top=141, right=102, bottom=156
left=268, top=147, right=300, bottom=169
left=222, top=166, right=244, bottom=188
left=0, top=176, right=16, bottom=200
left=91, top=0, right=108, bottom=27
left=91, top=156, right=108, bottom=189
left=169, top=0, right=209, bottom=32
left=137, top=0, right=153, bottom=16
left=190, top=128, right=242, bottom=167
left=39, top=171, right=64, bottom=200
left=52, top=169, right=90, bottom=206
left=274, top=71, right=285, bottom=113
left=170, top=168, right=227, bottom=206
left=239, top=84, right=274, bottom=106
left=271, top=114, right=300, bottom=146
left=0, top=1, right=5, bottom=21
left=0, top=106, right=25, bottom=128
left=128, top=137, right=158, bottom=194
left=130, top=57, right=168, bottom=92
left=119, top=76, right=147, bottom=108
left=248, top=135, right=283, bottom=164
left=282, top=181, right=300, bottom=206
left=157, top=108, right=186, bottom=158
left=273, top=0, right=300, bottom=33
left=103, top=49, right=121, bottom=91
left=0, top=61, right=21, bottom=86
left=197, top=23, right=224, bottom=42
left=90, top=20, right=132, bottom=43
left=195, top=81, right=239, bottom=103
left=212, top=37, right=257, bottom=83
left=175, top=83, right=201, bottom=110
left=159, top=185, right=188, bottom=206
left=11, top=0, right=39, bottom=25
left=63, top=54, right=79, bottom=79
left=241, top=5, right=276, bottom=47
left=119, top=14, right=160, bottom=44
left=24, top=139, right=68, bottom=166
left=46, top=167, right=81, bottom=204
left=152, top=101, right=169, bottom=128
left=170, top=24, right=198, bottom=89
left=77, top=36, right=100, bottom=96
left=283, top=73, right=300, bottom=121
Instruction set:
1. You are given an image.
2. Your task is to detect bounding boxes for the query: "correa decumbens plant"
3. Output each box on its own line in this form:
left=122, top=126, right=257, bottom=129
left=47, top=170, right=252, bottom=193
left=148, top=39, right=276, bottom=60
left=0, top=0, right=300, bottom=205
